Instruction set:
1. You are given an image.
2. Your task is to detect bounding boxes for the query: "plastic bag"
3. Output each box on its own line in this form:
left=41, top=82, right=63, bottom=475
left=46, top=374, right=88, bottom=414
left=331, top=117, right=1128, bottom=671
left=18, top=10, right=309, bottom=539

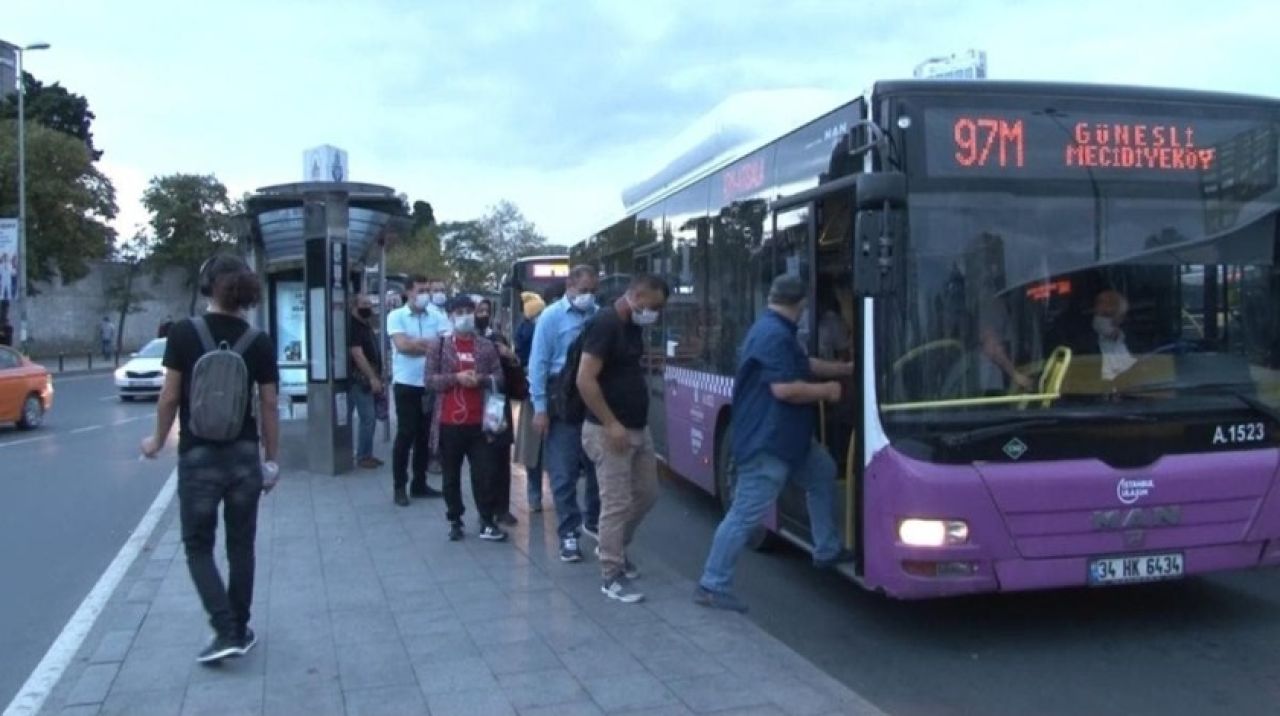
left=483, top=377, right=508, bottom=434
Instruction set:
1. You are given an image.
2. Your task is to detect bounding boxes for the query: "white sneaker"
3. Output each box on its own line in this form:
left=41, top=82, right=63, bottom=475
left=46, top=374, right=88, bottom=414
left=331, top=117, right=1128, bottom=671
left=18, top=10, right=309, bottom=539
left=601, top=576, right=645, bottom=604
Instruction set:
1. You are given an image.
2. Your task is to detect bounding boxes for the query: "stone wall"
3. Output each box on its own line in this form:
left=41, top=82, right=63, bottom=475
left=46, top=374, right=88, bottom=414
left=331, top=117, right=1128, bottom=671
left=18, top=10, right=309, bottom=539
left=23, top=261, right=193, bottom=357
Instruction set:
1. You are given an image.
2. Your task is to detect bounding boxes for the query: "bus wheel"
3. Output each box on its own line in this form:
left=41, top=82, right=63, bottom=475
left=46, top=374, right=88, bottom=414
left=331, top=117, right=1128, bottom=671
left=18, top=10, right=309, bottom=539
left=714, top=425, right=774, bottom=552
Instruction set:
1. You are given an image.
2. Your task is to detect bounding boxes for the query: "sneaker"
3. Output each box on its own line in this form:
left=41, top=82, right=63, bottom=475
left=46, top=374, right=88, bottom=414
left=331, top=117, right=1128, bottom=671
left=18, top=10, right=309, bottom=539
left=595, top=547, right=640, bottom=579
left=236, top=627, right=257, bottom=656
left=357, top=457, right=381, bottom=469
left=479, top=523, right=508, bottom=542
left=448, top=521, right=465, bottom=541
left=410, top=485, right=442, bottom=499
left=560, top=536, right=583, bottom=562
left=196, top=634, right=241, bottom=664
left=580, top=524, right=599, bottom=541
left=393, top=489, right=410, bottom=507
left=602, top=575, right=645, bottom=604
left=496, top=512, right=518, bottom=526
left=813, top=548, right=856, bottom=570
left=693, top=586, right=749, bottom=613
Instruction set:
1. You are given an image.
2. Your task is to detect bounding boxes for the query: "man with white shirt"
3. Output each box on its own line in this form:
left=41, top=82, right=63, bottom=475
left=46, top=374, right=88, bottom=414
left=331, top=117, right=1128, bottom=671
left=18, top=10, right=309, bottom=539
left=387, top=274, right=451, bottom=506
left=1092, top=289, right=1137, bottom=381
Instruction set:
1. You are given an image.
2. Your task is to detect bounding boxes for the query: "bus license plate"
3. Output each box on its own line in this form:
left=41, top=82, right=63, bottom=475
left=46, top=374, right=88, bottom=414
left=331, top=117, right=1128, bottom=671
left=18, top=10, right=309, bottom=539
left=1088, top=553, right=1183, bottom=585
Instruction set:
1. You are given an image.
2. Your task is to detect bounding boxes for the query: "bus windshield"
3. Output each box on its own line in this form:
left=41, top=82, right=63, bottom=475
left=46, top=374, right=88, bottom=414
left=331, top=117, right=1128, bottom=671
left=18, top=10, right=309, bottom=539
left=880, top=101, right=1280, bottom=444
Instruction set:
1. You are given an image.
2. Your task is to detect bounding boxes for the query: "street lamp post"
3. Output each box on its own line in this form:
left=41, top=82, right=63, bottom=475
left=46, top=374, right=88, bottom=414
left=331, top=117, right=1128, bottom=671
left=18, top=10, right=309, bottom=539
left=13, top=41, right=50, bottom=350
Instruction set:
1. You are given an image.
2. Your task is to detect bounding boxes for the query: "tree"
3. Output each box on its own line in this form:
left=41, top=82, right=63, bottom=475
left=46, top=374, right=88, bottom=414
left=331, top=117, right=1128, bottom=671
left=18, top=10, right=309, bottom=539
left=105, top=230, right=155, bottom=355
left=441, top=201, right=546, bottom=291
left=0, top=120, right=118, bottom=284
left=0, top=73, right=102, bottom=160
left=411, top=200, right=435, bottom=231
left=386, top=222, right=450, bottom=281
left=142, top=174, right=235, bottom=314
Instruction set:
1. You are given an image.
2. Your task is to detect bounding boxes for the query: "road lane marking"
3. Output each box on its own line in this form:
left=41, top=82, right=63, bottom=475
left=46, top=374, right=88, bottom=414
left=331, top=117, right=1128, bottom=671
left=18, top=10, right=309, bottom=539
left=0, top=435, right=54, bottom=449
left=69, top=425, right=103, bottom=435
left=112, top=416, right=151, bottom=426
left=2, top=468, right=177, bottom=716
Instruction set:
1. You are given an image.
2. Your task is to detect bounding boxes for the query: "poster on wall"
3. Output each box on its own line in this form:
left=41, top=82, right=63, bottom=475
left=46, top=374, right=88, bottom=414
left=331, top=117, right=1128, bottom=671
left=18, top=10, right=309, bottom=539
left=0, top=218, right=18, bottom=303
left=274, top=281, right=307, bottom=395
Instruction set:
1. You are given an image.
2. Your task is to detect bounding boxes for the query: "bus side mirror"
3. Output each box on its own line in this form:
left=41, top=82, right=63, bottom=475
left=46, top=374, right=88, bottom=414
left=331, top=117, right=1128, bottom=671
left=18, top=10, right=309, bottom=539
left=852, top=171, right=907, bottom=298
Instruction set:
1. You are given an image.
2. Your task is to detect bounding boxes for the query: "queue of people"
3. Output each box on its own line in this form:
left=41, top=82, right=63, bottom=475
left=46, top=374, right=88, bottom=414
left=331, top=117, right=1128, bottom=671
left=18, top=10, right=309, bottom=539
left=138, top=252, right=865, bottom=670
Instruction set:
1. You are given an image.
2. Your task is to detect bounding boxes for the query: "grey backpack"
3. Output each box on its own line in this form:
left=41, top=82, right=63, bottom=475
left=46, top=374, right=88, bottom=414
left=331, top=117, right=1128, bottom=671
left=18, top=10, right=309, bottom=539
left=189, top=317, right=259, bottom=442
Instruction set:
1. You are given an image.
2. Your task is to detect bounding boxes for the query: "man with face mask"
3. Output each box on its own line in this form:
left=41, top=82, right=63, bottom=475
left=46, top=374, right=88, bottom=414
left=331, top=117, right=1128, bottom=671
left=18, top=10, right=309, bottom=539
left=349, top=294, right=384, bottom=468
left=1092, top=289, right=1137, bottom=381
left=528, top=264, right=603, bottom=562
left=386, top=275, right=450, bottom=506
left=577, top=274, right=669, bottom=603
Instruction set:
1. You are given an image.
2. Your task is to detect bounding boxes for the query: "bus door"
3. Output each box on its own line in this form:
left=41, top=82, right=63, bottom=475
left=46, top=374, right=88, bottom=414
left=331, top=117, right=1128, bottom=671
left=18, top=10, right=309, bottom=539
left=772, top=196, right=860, bottom=557
left=769, top=205, right=821, bottom=540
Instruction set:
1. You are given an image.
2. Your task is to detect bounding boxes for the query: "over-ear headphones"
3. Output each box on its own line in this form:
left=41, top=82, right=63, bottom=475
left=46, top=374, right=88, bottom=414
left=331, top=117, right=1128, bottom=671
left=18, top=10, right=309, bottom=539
left=198, top=253, right=250, bottom=297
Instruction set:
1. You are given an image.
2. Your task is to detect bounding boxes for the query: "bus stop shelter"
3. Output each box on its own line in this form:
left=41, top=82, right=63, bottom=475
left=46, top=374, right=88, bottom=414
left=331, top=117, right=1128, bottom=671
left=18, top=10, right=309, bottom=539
left=241, top=181, right=410, bottom=475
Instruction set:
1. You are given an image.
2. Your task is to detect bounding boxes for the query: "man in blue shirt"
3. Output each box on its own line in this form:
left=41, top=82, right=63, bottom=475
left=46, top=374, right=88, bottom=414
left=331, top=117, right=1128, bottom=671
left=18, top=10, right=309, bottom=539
left=528, top=264, right=601, bottom=562
left=695, top=274, right=854, bottom=612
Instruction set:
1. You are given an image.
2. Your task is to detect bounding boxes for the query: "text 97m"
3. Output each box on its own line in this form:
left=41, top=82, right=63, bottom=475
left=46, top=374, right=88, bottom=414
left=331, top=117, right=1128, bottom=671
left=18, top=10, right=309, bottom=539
left=954, top=117, right=1025, bottom=168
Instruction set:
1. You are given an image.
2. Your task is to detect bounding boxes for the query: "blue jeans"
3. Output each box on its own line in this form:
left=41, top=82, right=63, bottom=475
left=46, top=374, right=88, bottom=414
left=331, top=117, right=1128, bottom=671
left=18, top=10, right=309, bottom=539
left=350, top=383, right=376, bottom=460
left=546, top=419, right=600, bottom=539
left=699, top=441, right=840, bottom=594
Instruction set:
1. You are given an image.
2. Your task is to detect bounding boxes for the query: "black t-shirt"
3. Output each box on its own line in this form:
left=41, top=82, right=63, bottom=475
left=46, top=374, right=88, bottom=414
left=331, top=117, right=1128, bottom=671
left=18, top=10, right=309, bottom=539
left=162, top=314, right=279, bottom=452
left=581, top=306, right=648, bottom=430
left=349, top=316, right=381, bottom=376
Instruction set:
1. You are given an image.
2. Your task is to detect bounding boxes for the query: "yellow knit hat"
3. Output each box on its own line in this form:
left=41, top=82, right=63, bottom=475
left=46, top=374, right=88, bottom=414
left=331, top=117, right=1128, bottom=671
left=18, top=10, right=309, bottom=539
left=521, top=291, right=546, bottom=319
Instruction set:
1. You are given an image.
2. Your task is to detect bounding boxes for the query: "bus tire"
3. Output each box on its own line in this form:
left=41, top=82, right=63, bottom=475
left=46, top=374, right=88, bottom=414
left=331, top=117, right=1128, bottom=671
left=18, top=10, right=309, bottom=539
left=714, top=422, right=774, bottom=552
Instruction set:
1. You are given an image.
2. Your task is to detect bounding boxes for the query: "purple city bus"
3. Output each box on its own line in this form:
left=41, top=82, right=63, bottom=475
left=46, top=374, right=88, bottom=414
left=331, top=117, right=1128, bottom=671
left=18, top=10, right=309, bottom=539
left=571, top=80, right=1280, bottom=598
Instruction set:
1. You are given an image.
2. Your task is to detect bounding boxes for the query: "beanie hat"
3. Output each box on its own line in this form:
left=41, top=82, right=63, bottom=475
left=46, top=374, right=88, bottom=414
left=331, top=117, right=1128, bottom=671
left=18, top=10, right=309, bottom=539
left=521, top=291, right=546, bottom=319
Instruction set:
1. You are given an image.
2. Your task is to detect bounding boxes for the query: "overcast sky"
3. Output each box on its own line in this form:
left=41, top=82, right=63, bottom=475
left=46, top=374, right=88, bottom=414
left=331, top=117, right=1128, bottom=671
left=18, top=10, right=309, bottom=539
left=7, top=0, right=1278, bottom=245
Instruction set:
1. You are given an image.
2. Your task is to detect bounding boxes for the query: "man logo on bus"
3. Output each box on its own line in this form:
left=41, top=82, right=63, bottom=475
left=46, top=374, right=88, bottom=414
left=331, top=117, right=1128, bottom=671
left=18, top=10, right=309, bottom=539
left=1117, top=478, right=1154, bottom=505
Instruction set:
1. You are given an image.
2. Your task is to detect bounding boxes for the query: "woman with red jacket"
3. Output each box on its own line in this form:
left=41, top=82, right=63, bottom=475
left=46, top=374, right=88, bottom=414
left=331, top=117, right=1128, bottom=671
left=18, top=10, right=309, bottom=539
left=425, top=295, right=507, bottom=542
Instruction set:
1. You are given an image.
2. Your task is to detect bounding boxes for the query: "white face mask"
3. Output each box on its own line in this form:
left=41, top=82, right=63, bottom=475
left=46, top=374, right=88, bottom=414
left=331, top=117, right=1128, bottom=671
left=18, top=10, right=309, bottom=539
left=451, top=314, right=475, bottom=334
left=632, top=308, right=660, bottom=326
left=431, top=292, right=448, bottom=306
left=1093, top=315, right=1117, bottom=337
left=414, top=293, right=431, bottom=310
left=570, top=292, right=596, bottom=311
left=627, top=294, right=660, bottom=326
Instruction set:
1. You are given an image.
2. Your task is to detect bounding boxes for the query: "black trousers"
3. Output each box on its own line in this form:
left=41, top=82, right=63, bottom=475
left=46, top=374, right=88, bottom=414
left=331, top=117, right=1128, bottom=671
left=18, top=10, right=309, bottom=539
left=392, top=383, right=431, bottom=492
left=439, top=424, right=500, bottom=524
left=178, top=441, right=262, bottom=639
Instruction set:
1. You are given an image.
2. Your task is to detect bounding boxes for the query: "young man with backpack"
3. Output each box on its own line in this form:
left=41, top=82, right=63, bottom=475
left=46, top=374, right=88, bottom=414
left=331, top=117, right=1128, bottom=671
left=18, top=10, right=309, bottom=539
left=141, top=254, right=280, bottom=664
left=528, top=265, right=602, bottom=563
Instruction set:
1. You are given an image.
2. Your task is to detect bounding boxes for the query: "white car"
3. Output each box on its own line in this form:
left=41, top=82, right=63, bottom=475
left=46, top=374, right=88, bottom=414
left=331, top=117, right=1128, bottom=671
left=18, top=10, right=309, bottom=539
left=115, top=339, right=166, bottom=401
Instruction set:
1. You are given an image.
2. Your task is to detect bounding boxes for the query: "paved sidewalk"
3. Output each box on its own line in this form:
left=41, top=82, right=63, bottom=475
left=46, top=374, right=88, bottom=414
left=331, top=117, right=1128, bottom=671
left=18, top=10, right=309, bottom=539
left=37, top=465, right=886, bottom=716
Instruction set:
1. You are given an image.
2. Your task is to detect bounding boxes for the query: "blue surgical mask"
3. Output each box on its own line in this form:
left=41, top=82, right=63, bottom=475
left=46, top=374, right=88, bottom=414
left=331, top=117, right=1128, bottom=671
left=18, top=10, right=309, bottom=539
left=432, top=292, right=448, bottom=306
left=571, top=293, right=596, bottom=311
left=414, top=294, right=431, bottom=310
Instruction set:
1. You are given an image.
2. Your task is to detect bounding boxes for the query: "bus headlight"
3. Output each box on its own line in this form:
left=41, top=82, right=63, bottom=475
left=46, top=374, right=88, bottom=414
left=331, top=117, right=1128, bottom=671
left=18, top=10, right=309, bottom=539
left=898, top=518, right=969, bottom=547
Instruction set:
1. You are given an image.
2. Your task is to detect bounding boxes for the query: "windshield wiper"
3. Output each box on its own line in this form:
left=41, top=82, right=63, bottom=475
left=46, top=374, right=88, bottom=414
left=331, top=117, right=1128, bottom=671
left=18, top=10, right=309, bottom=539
left=1115, top=381, right=1280, bottom=425
left=937, top=412, right=1155, bottom=448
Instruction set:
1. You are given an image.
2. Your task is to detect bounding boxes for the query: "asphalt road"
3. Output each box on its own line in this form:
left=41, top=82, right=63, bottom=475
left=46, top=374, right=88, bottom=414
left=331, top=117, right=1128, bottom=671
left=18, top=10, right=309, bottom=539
left=0, top=373, right=174, bottom=709
left=635, top=469, right=1280, bottom=716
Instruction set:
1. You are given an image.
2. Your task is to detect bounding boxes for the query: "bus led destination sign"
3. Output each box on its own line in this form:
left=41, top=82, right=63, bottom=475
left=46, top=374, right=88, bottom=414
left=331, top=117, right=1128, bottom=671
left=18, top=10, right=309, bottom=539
left=924, top=108, right=1261, bottom=181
